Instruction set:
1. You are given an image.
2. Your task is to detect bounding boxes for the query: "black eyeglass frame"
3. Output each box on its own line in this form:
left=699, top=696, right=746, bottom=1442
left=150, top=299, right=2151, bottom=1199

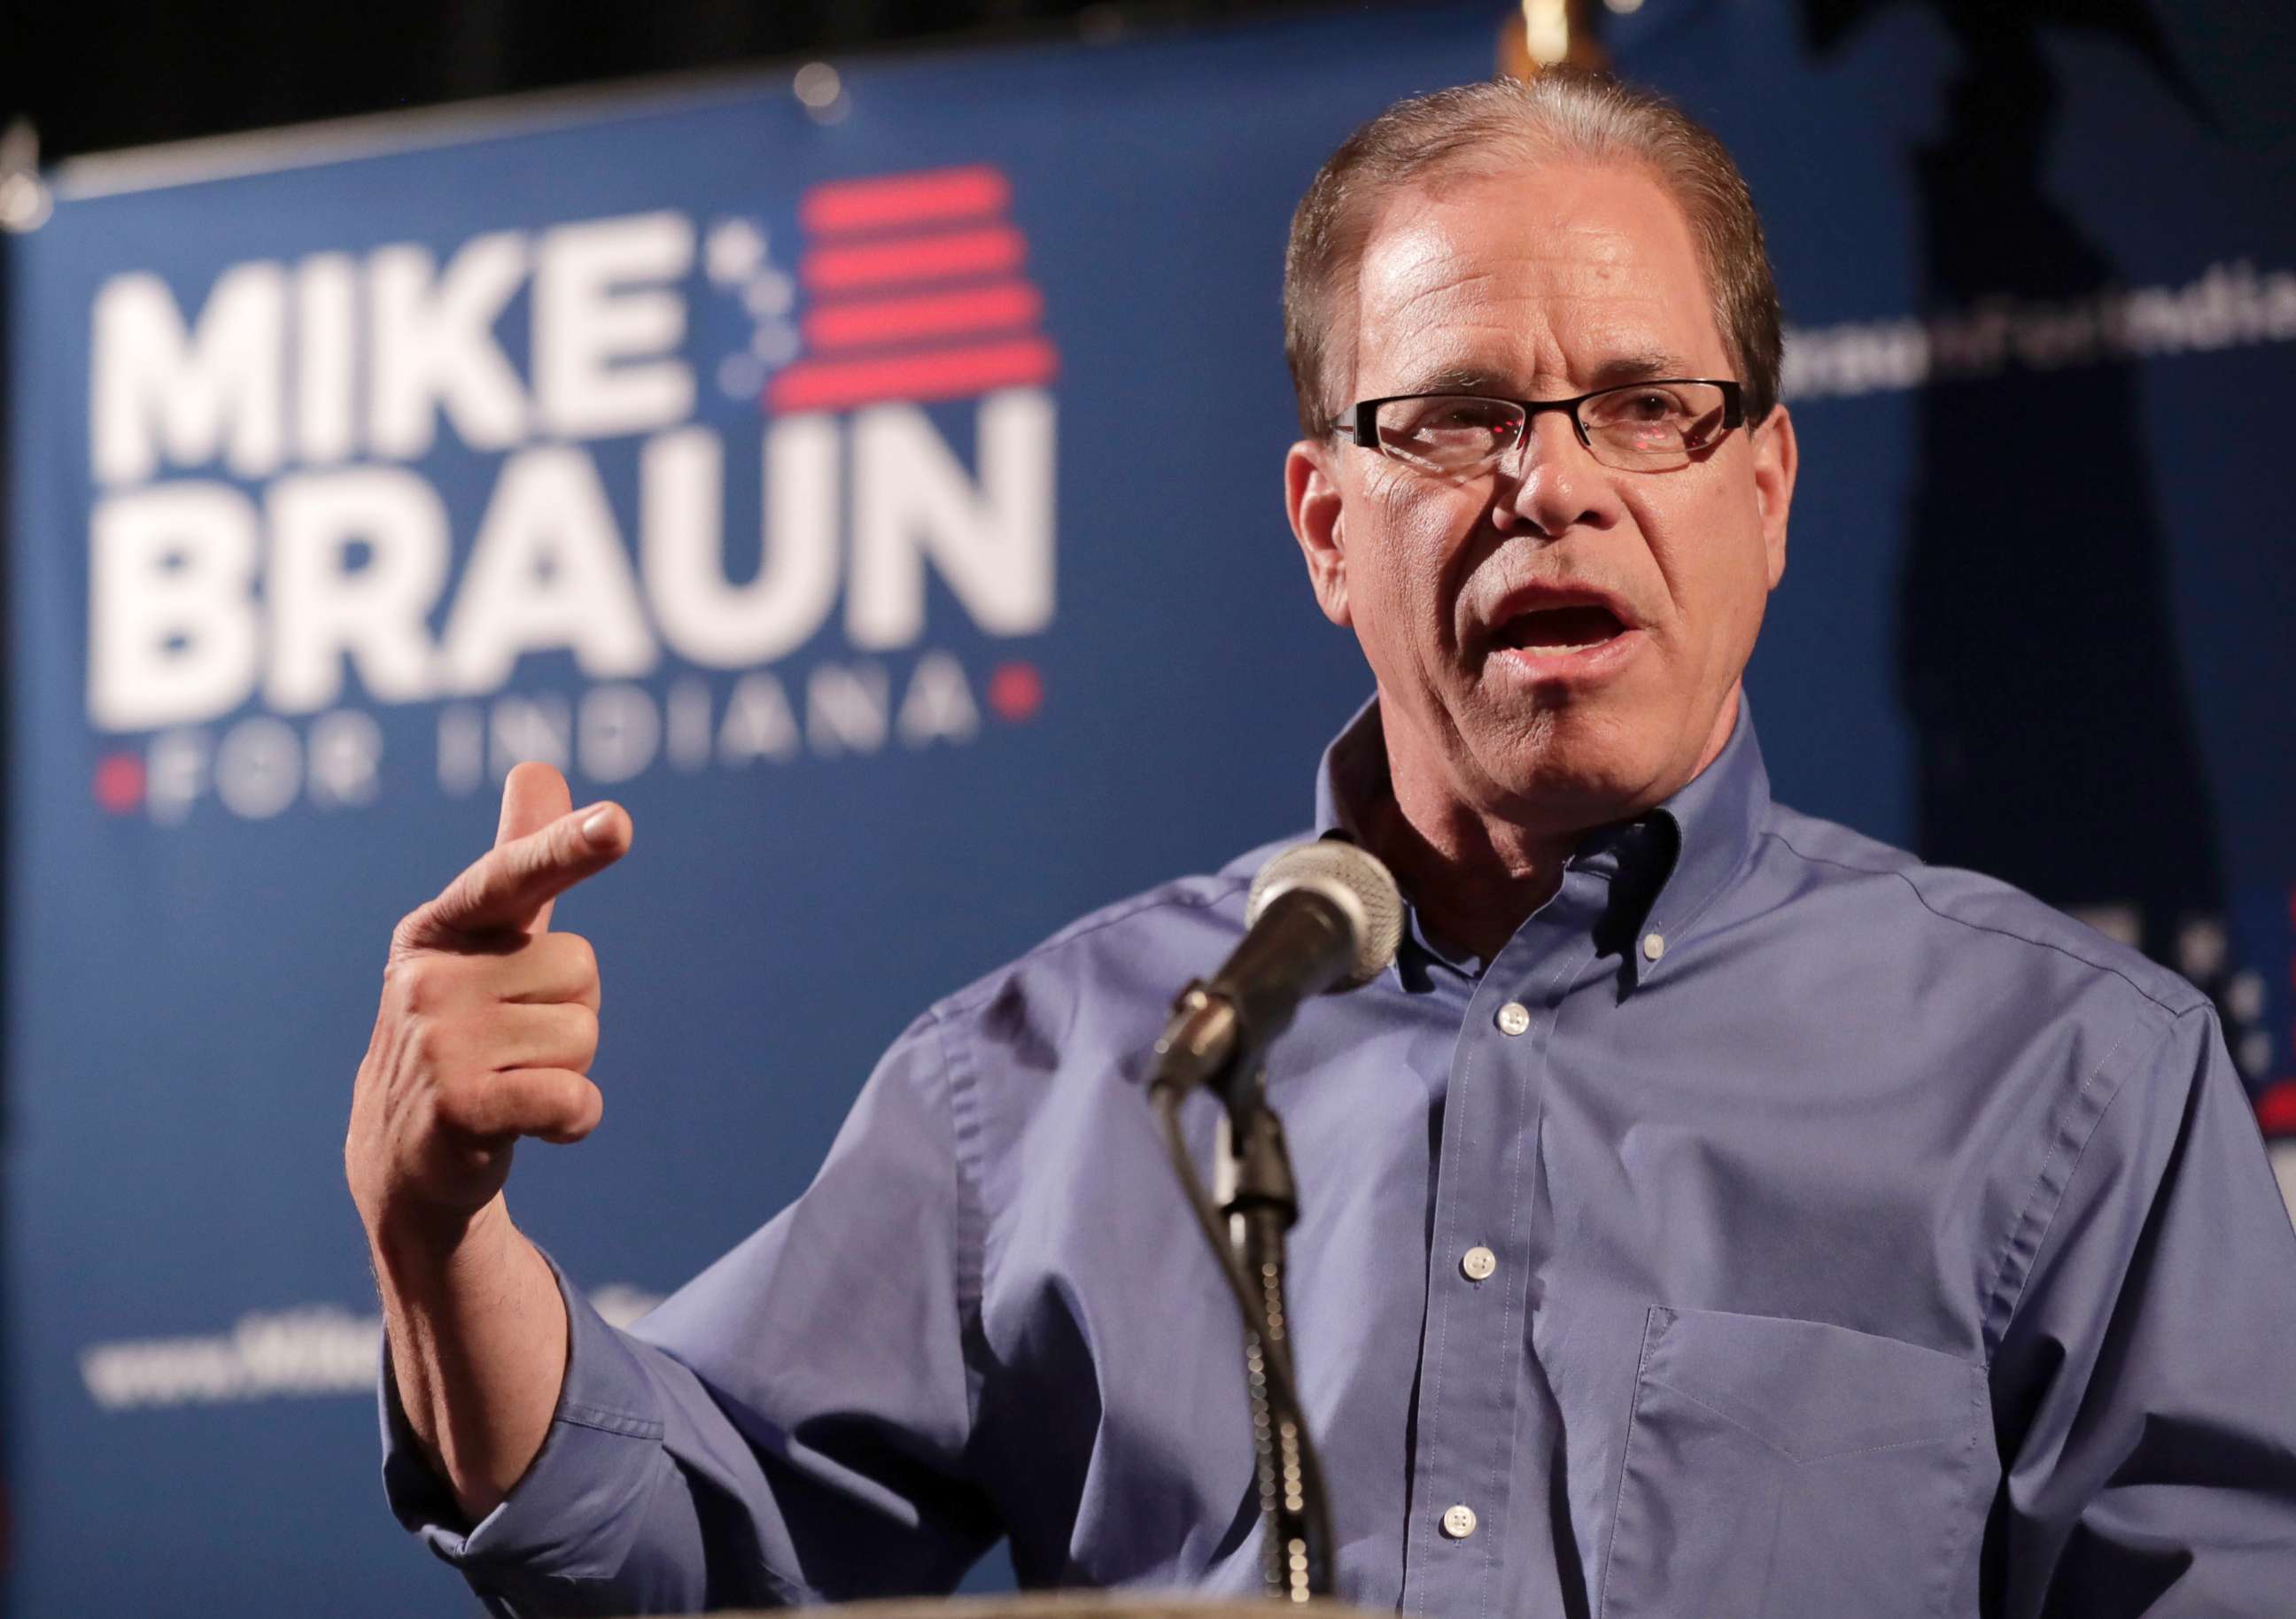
left=1333, top=378, right=1747, bottom=469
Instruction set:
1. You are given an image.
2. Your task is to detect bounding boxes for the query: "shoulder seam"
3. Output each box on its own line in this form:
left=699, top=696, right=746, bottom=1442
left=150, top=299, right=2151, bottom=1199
left=1761, top=830, right=2193, bottom=1016
left=936, top=876, right=1252, bottom=1019
left=1978, top=1014, right=2147, bottom=1359
left=1979, top=1005, right=2218, bottom=1359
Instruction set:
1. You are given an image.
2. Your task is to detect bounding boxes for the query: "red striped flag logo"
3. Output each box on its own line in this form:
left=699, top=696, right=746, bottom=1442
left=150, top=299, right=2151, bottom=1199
left=771, top=164, right=1058, bottom=414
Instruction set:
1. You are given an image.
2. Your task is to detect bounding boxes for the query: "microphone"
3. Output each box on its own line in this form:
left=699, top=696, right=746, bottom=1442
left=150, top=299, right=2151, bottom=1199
left=1152, top=838, right=1406, bottom=1102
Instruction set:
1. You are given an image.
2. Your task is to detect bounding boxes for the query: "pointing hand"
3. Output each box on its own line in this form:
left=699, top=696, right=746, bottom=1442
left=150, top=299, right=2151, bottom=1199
left=346, top=763, right=631, bottom=1237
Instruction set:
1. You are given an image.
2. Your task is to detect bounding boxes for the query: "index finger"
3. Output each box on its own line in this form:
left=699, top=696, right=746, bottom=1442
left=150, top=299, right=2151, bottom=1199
left=497, top=763, right=572, bottom=933
left=404, top=801, right=632, bottom=949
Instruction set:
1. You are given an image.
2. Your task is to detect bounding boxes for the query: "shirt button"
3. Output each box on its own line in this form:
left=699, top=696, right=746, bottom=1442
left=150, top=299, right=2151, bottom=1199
left=1642, top=932, right=1666, bottom=962
left=1495, top=1001, right=1531, bottom=1036
left=1460, top=1245, right=1497, bottom=1282
left=1441, top=1503, right=1478, bottom=1539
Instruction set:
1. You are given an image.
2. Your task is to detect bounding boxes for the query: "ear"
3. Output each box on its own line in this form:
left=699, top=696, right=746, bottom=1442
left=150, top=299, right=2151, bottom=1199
left=1749, top=402, right=1797, bottom=591
left=1285, top=438, right=1352, bottom=627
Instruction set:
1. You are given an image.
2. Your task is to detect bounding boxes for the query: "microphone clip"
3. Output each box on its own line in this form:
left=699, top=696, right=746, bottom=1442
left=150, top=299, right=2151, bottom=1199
left=1148, top=980, right=1244, bottom=1105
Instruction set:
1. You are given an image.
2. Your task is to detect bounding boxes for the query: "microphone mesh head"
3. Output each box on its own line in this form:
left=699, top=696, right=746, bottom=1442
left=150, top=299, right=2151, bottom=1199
left=1245, top=840, right=1407, bottom=989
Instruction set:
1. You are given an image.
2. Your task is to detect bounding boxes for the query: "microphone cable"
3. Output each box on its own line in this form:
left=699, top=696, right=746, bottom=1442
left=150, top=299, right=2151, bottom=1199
left=1151, top=1083, right=1338, bottom=1601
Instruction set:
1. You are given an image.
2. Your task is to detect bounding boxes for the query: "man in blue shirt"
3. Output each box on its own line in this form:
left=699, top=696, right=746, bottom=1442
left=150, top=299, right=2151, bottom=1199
left=349, top=74, right=2296, bottom=1615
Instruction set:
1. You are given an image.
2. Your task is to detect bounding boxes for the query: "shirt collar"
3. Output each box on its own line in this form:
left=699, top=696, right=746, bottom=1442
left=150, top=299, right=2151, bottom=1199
left=1629, top=692, right=1772, bottom=975
left=1311, top=693, right=1388, bottom=847
left=1310, top=693, right=1772, bottom=988
left=1310, top=698, right=1478, bottom=987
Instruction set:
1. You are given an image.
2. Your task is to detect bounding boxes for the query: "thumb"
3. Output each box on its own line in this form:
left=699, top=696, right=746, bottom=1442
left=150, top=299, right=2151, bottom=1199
left=496, top=762, right=573, bottom=933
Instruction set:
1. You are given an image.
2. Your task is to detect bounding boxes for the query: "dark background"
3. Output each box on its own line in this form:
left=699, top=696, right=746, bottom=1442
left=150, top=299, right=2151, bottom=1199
left=4, top=0, right=1339, bottom=166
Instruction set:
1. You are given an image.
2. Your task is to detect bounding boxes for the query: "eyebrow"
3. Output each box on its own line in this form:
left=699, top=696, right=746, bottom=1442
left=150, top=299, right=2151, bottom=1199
left=1586, top=351, right=1699, bottom=388
left=1398, top=362, right=1511, bottom=395
left=1393, top=351, right=1703, bottom=399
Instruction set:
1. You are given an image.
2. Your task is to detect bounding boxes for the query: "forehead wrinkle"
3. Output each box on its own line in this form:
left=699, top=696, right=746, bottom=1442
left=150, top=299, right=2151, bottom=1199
left=1363, top=258, right=1699, bottom=386
left=1338, top=160, right=1727, bottom=411
left=1370, top=210, right=1645, bottom=295
left=1370, top=284, right=1700, bottom=400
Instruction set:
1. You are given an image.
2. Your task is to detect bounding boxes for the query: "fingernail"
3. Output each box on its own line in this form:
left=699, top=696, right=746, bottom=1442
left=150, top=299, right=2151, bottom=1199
left=579, top=807, right=615, bottom=846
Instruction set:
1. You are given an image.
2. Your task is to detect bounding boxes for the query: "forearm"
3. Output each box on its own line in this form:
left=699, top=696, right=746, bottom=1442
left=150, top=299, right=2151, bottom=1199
left=370, top=1193, right=568, bottom=1522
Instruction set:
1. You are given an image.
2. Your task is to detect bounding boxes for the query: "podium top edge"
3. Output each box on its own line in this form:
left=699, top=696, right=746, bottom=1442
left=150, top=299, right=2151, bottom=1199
left=686, top=1600, right=1373, bottom=1618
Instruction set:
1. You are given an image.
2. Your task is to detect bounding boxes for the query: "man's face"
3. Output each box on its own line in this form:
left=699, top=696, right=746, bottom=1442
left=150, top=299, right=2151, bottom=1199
left=1286, top=159, right=1796, bottom=839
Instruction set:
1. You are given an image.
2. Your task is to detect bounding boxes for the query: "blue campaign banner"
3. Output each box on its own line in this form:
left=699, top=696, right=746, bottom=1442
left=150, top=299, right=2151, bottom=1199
left=5, top=0, right=2292, bottom=1614
left=1, top=5, right=1514, bottom=1613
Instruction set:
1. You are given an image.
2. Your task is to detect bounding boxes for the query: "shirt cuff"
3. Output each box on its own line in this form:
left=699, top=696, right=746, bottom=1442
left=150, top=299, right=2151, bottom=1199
left=376, top=1249, right=673, bottom=1581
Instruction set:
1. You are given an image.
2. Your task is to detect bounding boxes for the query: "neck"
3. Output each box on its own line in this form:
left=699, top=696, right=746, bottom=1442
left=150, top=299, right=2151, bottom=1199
left=1353, top=692, right=1743, bottom=963
left=1361, top=781, right=1574, bottom=964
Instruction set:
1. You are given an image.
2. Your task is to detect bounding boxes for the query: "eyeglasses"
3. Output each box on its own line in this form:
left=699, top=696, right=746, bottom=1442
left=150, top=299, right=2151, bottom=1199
left=1334, top=380, right=1745, bottom=475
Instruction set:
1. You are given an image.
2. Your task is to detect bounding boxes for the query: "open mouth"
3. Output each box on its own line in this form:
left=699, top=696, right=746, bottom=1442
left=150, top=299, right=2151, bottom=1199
left=1496, top=602, right=1626, bottom=656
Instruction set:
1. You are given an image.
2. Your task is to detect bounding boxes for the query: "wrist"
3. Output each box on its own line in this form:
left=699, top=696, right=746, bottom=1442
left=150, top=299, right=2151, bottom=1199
left=364, top=1191, right=515, bottom=1293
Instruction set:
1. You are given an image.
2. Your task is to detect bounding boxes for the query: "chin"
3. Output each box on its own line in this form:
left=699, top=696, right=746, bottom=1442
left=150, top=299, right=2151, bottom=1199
left=1470, top=703, right=1677, bottom=827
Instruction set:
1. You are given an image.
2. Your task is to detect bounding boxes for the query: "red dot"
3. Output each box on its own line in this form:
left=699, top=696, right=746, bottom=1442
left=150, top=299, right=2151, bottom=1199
left=2258, top=1079, right=2296, bottom=1136
left=94, top=753, right=144, bottom=813
left=987, top=661, right=1043, bottom=722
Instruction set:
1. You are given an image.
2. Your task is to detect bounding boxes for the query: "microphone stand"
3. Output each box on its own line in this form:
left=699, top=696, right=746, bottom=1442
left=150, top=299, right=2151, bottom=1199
left=1151, top=985, right=1336, bottom=1603
left=1222, top=1083, right=1322, bottom=1603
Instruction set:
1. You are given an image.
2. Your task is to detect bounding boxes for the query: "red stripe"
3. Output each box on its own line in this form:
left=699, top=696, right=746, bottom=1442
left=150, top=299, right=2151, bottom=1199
left=769, top=337, right=1058, bottom=412
left=804, top=283, right=1043, bottom=349
left=802, top=228, right=1024, bottom=292
left=2257, top=1079, right=2296, bottom=1137
left=803, top=166, right=1012, bottom=235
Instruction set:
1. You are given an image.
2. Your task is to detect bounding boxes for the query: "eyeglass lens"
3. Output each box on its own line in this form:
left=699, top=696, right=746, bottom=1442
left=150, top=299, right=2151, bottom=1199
left=1373, top=383, right=1733, bottom=473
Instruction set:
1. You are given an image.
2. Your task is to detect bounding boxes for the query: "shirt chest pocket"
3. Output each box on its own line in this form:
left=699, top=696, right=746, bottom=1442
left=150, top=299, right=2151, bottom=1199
left=1596, top=1306, right=1993, bottom=1619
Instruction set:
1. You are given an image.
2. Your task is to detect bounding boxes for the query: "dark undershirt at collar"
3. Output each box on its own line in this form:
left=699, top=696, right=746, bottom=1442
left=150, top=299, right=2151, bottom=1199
left=1308, top=693, right=1772, bottom=993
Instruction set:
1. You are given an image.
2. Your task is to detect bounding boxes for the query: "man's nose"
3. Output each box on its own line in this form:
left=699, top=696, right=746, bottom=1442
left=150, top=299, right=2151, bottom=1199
left=1493, top=412, right=1618, bottom=536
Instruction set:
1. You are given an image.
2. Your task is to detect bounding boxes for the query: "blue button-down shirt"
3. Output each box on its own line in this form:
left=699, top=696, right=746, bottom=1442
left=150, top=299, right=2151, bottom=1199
left=384, top=701, right=2296, bottom=1615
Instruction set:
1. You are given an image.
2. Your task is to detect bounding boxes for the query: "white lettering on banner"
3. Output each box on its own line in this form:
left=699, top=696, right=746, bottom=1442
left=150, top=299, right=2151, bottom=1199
left=643, top=418, right=841, bottom=666
left=84, top=395, right=1058, bottom=738
left=535, top=212, right=696, bottom=439
left=420, top=659, right=986, bottom=793
left=95, top=210, right=709, bottom=476
left=438, top=704, right=484, bottom=795
left=487, top=691, right=572, bottom=778
left=807, top=662, right=890, bottom=755
left=1784, top=260, right=2296, bottom=401
left=666, top=677, right=712, bottom=770
left=306, top=709, right=384, bottom=807
left=720, top=670, right=801, bottom=763
left=146, top=730, right=210, bottom=825
left=368, top=232, right=530, bottom=458
left=89, top=484, right=262, bottom=732
left=849, top=390, right=1056, bottom=648
left=265, top=467, right=450, bottom=713
left=92, top=264, right=286, bottom=485
left=438, top=446, right=660, bottom=690
left=214, top=716, right=302, bottom=818
left=578, top=682, right=662, bottom=783
left=77, top=191, right=1063, bottom=821
left=292, top=252, right=358, bottom=466
left=144, top=709, right=386, bottom=822
left=896, top=651, right=981, bottom=746
left=79, top=1285, right=661, bottom=1410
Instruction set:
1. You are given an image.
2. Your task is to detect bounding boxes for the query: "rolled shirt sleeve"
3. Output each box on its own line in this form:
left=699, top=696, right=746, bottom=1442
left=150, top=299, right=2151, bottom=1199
left=377, top=1011, right=997, bottom=1615
left=1991, top=1003, right=2296, bottom=1614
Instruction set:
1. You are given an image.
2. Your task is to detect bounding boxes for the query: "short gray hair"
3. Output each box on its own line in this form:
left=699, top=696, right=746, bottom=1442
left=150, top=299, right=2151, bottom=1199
left=1283, top=71, right=1784, bottom=437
